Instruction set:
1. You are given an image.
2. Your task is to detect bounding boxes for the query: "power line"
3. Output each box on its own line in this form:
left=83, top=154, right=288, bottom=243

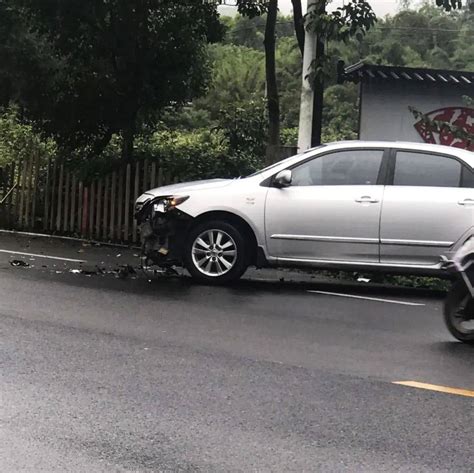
left=228, top=19, right=474, bottom=35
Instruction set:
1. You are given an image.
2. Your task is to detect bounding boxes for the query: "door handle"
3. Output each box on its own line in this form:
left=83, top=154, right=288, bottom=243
left=458, top=199, right=474, bottom=206
left=355, top=196, right=379, bottom=204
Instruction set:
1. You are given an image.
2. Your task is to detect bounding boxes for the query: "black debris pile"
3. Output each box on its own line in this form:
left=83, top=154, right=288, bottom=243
left=114, top=264, right=137, bottom=279
left=10, top=260, right=30, bottom=268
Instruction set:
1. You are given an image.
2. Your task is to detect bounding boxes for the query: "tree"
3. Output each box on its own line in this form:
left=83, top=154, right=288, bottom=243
left=304, top=0, right=377, bottom=146
left=0, top=0, right=223, bottom=161
left=196, top=44, right=265, bottom=120
left=436, top=0, right=473, bottom=11
left=263, top=0, right=280, bottom=164
left=235, top=0, right=281, bottom=164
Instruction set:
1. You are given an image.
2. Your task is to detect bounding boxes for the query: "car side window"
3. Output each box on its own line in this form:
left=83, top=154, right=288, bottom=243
left=393, top=151, right=462, bottom=188
left=291, top=150, right=384, bottom=187
left=461, top=165, right=474, bottom=188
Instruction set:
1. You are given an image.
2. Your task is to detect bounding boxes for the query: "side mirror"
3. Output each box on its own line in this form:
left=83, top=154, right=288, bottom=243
left=274, top=170, right=292, bottom=188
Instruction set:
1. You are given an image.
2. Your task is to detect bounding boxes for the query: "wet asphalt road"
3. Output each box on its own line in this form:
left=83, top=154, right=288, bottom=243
left=1, top=234, right=473, bottom=472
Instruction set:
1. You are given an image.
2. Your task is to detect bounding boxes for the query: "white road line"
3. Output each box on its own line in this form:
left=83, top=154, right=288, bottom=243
left=0, top=249, right=86, bottom=263
left=308, top=290, right=425, bottom=306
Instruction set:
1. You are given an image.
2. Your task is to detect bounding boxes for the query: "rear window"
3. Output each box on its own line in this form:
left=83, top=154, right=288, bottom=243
left=393, top=151, right=461, bottom=187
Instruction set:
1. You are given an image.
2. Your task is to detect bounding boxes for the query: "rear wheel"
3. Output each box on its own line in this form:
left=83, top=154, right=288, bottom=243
left=444, top=281, right=474, bottom=344
left=184, top=220, right=249, bottom=284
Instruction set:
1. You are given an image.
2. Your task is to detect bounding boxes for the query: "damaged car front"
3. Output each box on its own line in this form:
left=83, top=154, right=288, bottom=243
left=135, top=178, right=242, bottom=274
left=135, top=193, right=193, bottom=269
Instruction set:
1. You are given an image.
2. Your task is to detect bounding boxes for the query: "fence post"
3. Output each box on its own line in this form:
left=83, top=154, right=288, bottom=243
left=132, top=162, right=140, bottom=243
left=62, top=171, right=70, bottom=233
left=7, top=163, right=15, bottom=226
left=124, top=164, right=131, bottom=242
left=143, top=159, right=149, bottom=192
left=31, top=152, right=40, bottom=229
left=43, top=160, right=51, bottom=231
left=24, top=155, right=33, bottom=229
left=70, top=174, right=77, bottom=233
left=102, top=174, right=109, bottom=240
left=96, top=178, right=102, bottom=240
left=81, top=187, right=88, bottom=237
left=109, top=171, right=117, bottom=241
left=18, top=160, right=27, bottom=228
left=77, top=181, right=83, bottom=234
left=117, top=170, right=123, bottom=241
left=49, top=160, right=57, bottom=231
left=89, top=181, right=95, bottom=240
left=56, top=163, right=64, bottom=232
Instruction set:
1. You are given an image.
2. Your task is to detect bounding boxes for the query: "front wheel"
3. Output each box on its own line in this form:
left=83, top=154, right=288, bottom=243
left=444, top=281, right=474, bottom=344
left=184, top=220, right=249, bottom=284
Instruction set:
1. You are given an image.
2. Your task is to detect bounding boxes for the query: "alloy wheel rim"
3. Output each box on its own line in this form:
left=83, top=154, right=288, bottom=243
left=191, top=229, right=237, bottom=277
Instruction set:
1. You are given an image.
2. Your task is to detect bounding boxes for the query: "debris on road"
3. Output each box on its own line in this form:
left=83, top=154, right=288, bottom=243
left=10, top=260, right=30, bottom=268
left=115, top=264, right=136, bottom=279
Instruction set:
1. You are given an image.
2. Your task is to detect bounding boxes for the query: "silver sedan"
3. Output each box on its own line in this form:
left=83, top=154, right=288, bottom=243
left=135, top=141, right=474, bottom=283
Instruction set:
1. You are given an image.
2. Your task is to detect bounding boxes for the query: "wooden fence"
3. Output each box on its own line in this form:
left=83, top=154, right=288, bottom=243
left=1, top=146, right=298, bottom=243
left=0, top=157, right=177, bottom=244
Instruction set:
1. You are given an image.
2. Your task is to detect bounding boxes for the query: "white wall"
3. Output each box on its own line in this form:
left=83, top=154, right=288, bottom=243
left=359, top=81, right=472, bottom=142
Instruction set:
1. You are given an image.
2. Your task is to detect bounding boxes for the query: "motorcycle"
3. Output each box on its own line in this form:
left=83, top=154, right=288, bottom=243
left=444, top=239, right=474, bottom=344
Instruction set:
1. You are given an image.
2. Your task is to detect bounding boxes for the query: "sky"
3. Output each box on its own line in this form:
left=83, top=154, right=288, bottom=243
left=218, top=0, right=424, bottom=18
left=278, top=0, right=402, bottom=17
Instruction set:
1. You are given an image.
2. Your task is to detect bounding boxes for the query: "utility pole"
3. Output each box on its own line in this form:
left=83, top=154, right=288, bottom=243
left=297, top=0, right=317, bottom=151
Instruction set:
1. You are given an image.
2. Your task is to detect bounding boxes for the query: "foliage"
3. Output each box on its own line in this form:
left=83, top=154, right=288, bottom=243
left=194, top=44, right=266, bottom=121
left=144, top=130, right=249, bottom=181
left=217, top=99, right=267, bottom=157
left=79, top=129, right=262, bottom=182
left=0, top=0, right=224, bottom=160
left=281, top=128, right=298, bottom=146
left=212, top=5, right=474, bottom=146
left=436, top=0, right=473, bottom=11
left=222, top=14, right=297, bottom=51
left=0, top=107, right=56, bottom=167
left=306, top=0, right=377, bottom=82
left=322, top=84, right=359, bottom=142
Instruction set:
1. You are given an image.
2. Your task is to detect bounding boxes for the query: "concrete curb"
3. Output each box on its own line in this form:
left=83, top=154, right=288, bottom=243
left=0, top=228, right=447, bottom=297
left=0, top=229, right=140, bottom=250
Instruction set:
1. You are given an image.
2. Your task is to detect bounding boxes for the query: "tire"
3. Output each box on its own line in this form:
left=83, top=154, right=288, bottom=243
left=183, top=220, right=249, bottom=284
left=444, top=281, right=474, bottom=344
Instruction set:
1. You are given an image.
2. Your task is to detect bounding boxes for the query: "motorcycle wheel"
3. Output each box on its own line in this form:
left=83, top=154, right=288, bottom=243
left=444, top=281, right=474, bottom=344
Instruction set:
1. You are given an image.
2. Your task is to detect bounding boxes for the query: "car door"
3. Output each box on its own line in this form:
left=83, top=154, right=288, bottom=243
left=265, top=148, right=386, bottom=262
left=380, top=149, right=474, bottom=266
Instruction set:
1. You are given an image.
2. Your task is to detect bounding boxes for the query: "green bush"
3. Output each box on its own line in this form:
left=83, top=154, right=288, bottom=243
left=146, top=129, right=259, bottom=180
left=72, top=128, right=264, bottom=182
left=0, top=107, right=56, bottom=167
left=281, top=128, right=298, bottom=147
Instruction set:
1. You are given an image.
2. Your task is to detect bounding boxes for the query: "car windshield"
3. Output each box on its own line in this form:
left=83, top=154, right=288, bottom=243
left=245, top=145, right=325, bottom=178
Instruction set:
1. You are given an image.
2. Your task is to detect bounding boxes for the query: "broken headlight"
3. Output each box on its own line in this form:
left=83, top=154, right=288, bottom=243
left=153, top=195, right=189, bottom=213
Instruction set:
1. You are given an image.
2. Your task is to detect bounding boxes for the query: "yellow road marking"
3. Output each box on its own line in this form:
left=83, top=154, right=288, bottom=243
left=393, top=381, right=474, bottom=398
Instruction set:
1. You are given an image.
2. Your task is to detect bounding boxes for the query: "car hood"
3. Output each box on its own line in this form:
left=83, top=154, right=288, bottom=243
left=141, top=178, right=235, bottom=199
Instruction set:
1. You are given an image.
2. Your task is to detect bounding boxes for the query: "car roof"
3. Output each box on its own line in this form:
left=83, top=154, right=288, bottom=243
left=322, top=140, right=474, bottom=167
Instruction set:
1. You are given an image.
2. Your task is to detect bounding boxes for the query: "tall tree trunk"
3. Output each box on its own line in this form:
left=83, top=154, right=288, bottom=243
left=311, top=1, right=326, bottom=147
left=291, top=0, right=305, bottom=56
left=311, top=36, right=325, bottom=146
left=264, top=0, right=280, bottom=165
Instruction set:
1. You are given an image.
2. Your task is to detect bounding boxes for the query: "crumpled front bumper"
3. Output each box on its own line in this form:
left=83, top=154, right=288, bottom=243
left=136, top=198, right=193, bottom=267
